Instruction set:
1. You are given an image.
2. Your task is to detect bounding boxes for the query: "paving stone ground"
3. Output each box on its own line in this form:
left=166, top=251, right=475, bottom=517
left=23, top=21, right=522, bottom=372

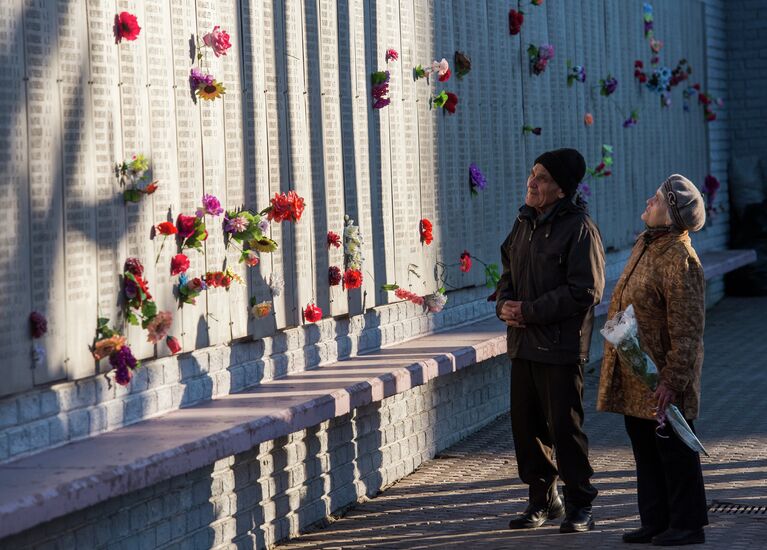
left=277, top=297, right=767, bottom=549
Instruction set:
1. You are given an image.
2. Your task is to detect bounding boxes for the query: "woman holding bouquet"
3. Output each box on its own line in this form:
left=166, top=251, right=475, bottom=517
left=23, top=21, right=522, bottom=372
left=597, top=175, right=708, bottom=546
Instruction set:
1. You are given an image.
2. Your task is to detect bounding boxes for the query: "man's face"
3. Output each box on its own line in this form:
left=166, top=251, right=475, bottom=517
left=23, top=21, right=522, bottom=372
left=526, top=163, right=565, bottom=211
left=641, top=188, right=672, bottom=227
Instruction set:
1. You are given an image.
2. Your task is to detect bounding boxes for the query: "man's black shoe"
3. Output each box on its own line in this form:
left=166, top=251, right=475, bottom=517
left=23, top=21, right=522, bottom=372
left=622, top=525, right=667, bottom=543
left=508, top=496, right=565, bottom=529
left=651, top=528, right=705, bottom=546
left=559, top=505, right=595, bottom=533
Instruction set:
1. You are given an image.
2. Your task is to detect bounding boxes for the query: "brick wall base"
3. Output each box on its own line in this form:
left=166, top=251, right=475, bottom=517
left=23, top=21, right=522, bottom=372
left=1, top=356, right=511, bottom=550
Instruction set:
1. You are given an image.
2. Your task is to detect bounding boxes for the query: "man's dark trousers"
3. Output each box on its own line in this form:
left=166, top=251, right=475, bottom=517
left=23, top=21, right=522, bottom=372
left=624, top=415, right=708, bottom=530
left=510, top=359, right=598, bottom=507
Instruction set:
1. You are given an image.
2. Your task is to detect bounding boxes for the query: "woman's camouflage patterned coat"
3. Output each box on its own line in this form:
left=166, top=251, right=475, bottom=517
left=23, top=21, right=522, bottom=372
left=597, top=231, right=705, bottom=420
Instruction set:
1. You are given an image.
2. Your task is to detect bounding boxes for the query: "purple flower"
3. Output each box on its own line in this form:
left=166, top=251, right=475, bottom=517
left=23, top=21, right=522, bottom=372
left=469, top=163, right=487, bottom=193
left=577, top=182, right=591, bottom=198
left=538, top=44, right=555, bottom=61
left=109, top=345, right=138, bottom=371
left=190, top=68, right=213, bottom=90
left=224, top=214, right=249, bottom=234
left=373, top=97, right=391, bottom=109
left=114, top=366, right=132, bottom=386
left=124, top=277, right=139, bottom=300
left=200, top=194, right=223, bottom=217
left=601, top=76, right=618, bottom=96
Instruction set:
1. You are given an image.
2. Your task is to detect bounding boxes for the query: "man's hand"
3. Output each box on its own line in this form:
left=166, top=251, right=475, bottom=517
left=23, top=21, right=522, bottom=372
left=653, top=382, right=676, bottom=413
left=499, top=300, right=526, bottom=328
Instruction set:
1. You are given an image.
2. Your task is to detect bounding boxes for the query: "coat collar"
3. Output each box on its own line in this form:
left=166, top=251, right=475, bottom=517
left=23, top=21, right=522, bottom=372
left=637, top=228, right=690, bottom=254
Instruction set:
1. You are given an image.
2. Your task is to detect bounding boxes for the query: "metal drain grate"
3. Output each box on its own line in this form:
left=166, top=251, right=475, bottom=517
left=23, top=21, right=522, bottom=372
left=708, top=501, right=767, bottom=515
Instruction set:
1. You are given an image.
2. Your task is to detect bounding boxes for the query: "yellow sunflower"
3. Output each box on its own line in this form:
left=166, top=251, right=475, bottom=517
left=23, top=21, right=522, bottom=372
left=196, top=80, right=226, bottom=101
left=249, top=237, right=279, bottom=253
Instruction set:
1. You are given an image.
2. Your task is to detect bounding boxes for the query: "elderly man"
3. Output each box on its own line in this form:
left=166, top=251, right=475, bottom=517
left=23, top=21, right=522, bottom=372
left=496, top=148, right=606, bottom=533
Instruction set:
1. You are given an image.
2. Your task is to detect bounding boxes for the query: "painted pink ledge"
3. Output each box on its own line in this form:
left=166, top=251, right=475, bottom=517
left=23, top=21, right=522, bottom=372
left=0, top=317, right=506, bottom=539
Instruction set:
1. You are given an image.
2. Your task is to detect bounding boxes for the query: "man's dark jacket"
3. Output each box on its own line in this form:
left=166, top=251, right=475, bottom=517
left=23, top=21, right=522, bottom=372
left=496, top=198, right=606, bottom=365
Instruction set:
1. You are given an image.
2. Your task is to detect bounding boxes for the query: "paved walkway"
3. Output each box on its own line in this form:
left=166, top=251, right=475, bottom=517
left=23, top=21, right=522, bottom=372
left=277, top=297, right=767, bottom=549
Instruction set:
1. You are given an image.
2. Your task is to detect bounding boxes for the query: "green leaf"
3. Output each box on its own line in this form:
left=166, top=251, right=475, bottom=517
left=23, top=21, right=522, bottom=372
left=123, top=189, right=142, bottom=203
left=141, top=301, right=158, bottom=323
left=127, top=311, right=139, bottom=326
left=485, top=264, right=501, bottom=288
left=381, top=284, right=400, bottom=291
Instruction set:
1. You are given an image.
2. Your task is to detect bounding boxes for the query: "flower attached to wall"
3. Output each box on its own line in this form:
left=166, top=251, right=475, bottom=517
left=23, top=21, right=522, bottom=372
left=567, top=61, right=586, bottom=86
left=702, top=174, right=721, bottom=217
left=508, top=10, right=524, bottom=35
left=114, top=12, right=141, bottom=44
left=190, top=25, right=232, bottom=102
left=343, top=268, right=363, bottom=290
left=584, top=113, right=594, bottom=126
left=240, top=250, right=260, bottom=267
left=268, top=274, right=285, bottom=297
left=454, top=51, right=471, bottom=79
left=170, top=254, right=190, bottom=276
left=423, top=288, right=448, bottom=313
left=123, top=258, right=154, bottom=323
left=393, top=287, right=424, bottom=306
left=328, top=265, right=342, bottom=286
left=643, top=2, right=654, bottom=38
left=432, top=90, right=458, bottom=114
left=177, top=213, right=208, bottom=252
left=327, top=231, right=341, bottom=249
left=522, top=125, right=542, bottom=136
left=29, top=311, right=48, bottom=368
left=414, top=58, right=451, bottom=81
left=265, top=190, right=306, bottom=223
left=531, top=0, right=543, bottom=5
left=343, top=215, right=365, bottom=272
left=419, top=218, right=433, bottom=245
left=469, top=163, right=487, bottom=196
left=634, top=60, right=648, bottom=83
left=116, top=154, right=158, bottom=202
left=91, top=318, right=138, bottom=386
left=585, top=144, right=614, bottom=180
left=166, top=335, right=182, bottom=354
left=371, top=70, right=391, bottom=109
left=459, top=251, right=472, bottom=273
left=250, top=298, right=273, bottom=319
left=623, top=110, right=639, bottom=128
left=177, top=273, right=206, bottom=305
left=386, top=48, right=398, bottom=63
left=527, top=43, right=554, bottom=75
left=145, top=311, right=173, bottom=344
left=198, top=194, right=224, bottom=217
left=303, top=303, right=323, bottom=323
left=599, top=74, right=618, bottom=96
left=205, top=268, right=243, bottom=290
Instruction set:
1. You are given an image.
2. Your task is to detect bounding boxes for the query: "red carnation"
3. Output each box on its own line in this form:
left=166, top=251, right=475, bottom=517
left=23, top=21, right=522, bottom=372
left=329, top=266, right=342, bottom=286
left=157, top=221, right=177, bottom=236
left=444, top=92, right=458, bottom=114
left=634, top=60, right=643, bottom=68
left=170, top=254, right=190, bottom=276
left=166, top=335, right=182, bottom=355
left=176, top=214, right=197, bottom=239
left=509, top=9, right=524, bottom=35
left=327, top=231, right=341, bottom=249
left=420, top=218, right=434, bottom=245
left=343, top=268, right=363, bottom=290
left=459, top=251, right=472, bottom=273
left=304, top=303, right=323, bottom=323
left=267, top=190, right=305, bottom=223
left=114, top=11, right=141, bottom=43
left=144, top=182, right=158, bottom=195
left=438, top=68, right=451, bottom=82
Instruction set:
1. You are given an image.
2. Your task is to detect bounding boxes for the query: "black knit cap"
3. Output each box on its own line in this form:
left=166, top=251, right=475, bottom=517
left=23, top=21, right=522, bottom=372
left=534, top=148, right=586, bottom=197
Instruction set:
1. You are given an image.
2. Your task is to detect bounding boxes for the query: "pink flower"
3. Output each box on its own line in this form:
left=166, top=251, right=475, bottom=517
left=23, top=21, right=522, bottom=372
left=198, top=193, right=223, bottom=217
left=459, top=251, right=472, bottom=273
left=202, top=26, right=232, bottom=57
left=146, top=311, right=173, bottom=344
left=584, top=113, right=594, bottom=126
left=386, top=49, right=398, bottom=62
left=176, top=214, right=197, bottom=239
left=114, top=12, right=141, bottom=43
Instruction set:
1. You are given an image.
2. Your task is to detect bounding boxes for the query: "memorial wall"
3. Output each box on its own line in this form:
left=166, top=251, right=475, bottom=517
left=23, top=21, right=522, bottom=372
left=0, top=0, right=717, bottom=397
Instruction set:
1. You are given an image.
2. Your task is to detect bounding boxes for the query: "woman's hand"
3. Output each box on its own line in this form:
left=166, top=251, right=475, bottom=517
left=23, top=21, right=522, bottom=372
left=653, top=382, right=676, bottom=413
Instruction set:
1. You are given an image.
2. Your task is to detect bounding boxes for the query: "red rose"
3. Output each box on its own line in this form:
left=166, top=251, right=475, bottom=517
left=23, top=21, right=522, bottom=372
left=177, top=214, right=197, bottom=239
left=459, top=251, right=472, bottom=273
left=509, top=9, right=524, bottom=35
left=170, top=254, right=190, bottom=276
left=166, top=335, right=182, bottom=354
left=343, top=269, right=363, bottom=290
left=444, top=92, right=458, bottom=114
left=157, top=221, right=177, bottom=236
left=114, top=11, right=141, bottom=43
left=304, top=303, right=323, bottom=323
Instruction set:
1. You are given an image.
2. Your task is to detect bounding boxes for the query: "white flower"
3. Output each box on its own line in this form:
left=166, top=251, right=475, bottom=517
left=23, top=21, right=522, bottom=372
left=269, top=274, right=284, bottom=297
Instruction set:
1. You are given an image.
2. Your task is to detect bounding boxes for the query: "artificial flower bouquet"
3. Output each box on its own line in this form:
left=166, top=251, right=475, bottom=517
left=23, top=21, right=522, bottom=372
left=601, top=304, right=708, bottom=455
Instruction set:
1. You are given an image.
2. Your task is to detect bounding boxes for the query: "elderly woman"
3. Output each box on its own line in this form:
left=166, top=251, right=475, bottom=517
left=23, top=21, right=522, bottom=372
left=597, top=175, right=708, bottom=546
